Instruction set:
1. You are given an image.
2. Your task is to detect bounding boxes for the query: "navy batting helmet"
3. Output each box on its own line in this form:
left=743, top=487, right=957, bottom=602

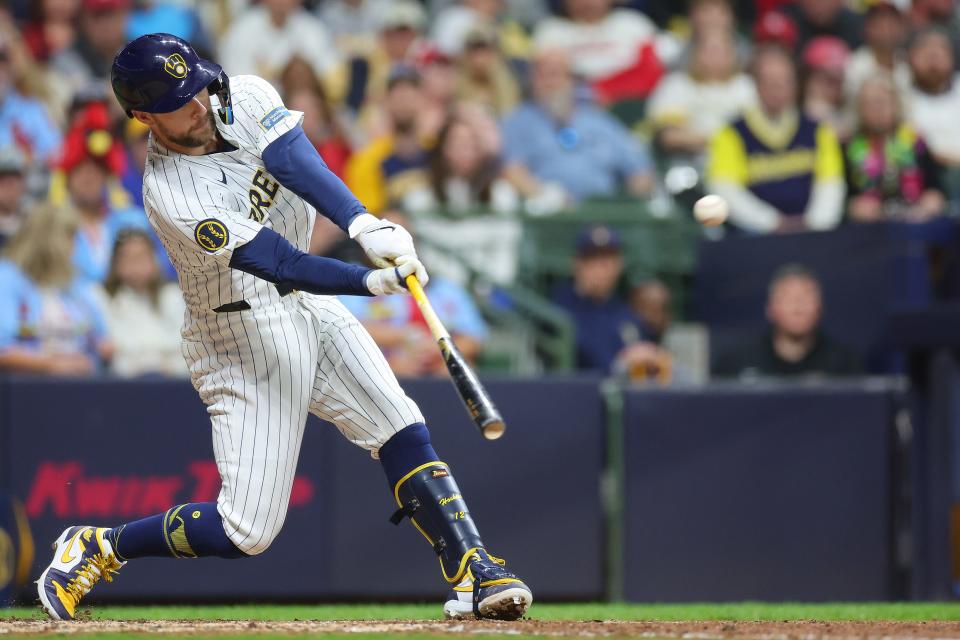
left=111, top=33, right=234, bottom=124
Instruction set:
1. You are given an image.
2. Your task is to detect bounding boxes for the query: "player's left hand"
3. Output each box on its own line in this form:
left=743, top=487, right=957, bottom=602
left=393, top=254, right=428, bottom=286
left=349, top=214, right=427, bottom=281
left=365, top=256, right=428, bottom=296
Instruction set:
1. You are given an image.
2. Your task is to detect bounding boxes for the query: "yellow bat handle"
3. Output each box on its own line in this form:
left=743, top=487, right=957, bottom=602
left=406, top=275, right=450, bottom=341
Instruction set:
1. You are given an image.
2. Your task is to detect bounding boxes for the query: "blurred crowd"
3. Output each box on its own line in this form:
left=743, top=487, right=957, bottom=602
left=0, top=0, right=955, bottom=381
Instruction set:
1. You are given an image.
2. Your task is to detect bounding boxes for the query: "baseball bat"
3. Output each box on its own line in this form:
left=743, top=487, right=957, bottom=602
left=405, top=275, right=506, bottom=440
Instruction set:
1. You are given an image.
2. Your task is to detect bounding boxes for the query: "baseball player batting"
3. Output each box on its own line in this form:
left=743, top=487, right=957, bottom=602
left=36, top=34, right=532, bottom=621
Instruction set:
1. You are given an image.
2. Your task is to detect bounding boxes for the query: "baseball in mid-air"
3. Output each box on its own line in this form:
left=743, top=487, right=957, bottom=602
left=693, top=194, right=729, bottom=226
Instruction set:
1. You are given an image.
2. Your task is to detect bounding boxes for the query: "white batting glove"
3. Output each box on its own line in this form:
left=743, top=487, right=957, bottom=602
left=349, top=212, right=420, bottom=268
left=365, top=257, right=427, bottom=296
left=393, top=253, right=428, bottom=286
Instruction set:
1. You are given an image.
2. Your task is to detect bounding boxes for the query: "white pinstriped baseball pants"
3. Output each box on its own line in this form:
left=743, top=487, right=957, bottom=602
left=181, top=293, right=424, bottom=555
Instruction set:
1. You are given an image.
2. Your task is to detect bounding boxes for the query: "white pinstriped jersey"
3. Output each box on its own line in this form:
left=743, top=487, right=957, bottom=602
left=139, top=75, right=424, bottom=553
left=142, top=75, right=312, bottom=322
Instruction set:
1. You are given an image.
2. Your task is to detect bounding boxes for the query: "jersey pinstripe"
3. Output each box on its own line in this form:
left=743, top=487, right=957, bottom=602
left=142, top=75, right=424, bottom=554
left=143, top=75, right=311, bottom=322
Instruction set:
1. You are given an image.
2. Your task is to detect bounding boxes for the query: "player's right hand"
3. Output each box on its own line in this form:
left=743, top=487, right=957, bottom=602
left=349, top=213, right=421, bottom=269
left=364, top=257, right=427, bottom=296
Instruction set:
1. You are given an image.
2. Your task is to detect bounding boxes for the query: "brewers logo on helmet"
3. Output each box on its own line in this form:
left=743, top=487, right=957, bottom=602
left=111, top=33, right=234, bottom=124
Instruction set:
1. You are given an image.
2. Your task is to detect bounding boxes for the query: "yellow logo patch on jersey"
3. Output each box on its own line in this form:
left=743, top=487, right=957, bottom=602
left=164, top=53, right=188, bottom=79
left=195, top=219, right=229, bottom=252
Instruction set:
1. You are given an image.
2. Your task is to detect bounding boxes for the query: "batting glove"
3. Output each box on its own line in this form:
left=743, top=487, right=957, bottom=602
left=365, top=257, right=427, bottom=296
left=349, top=213, right=423, bottom=273
left=393, top=254, right=428, bottom=286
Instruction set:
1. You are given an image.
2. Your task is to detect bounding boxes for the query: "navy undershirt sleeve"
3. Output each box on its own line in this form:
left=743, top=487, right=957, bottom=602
left=261, top=127, right=366, bottom=232
left=229, top=227, right=374, bottom=297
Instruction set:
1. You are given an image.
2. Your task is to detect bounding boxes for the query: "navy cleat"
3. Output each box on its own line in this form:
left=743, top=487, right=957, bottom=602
left=442, top=550, right=533, bottom=620
left=37, top=526, right=124, bottom=620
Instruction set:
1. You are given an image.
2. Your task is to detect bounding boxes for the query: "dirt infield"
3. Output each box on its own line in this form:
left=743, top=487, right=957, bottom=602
left=4, top=619, right=960, bottom=638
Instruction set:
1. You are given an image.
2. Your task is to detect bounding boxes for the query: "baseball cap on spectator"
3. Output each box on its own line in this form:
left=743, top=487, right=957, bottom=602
left=753, top=11, right=799, bottom=50
left=82, top=0, right=130, bottom=12
left=907, top=24, right=953, bottom=52
left=803, top=36, right=851, bottom=75
left=866, top=1, right=902, bottom=19
left=387, top=64, right=421, bottom=90
left=60, top=102, right=127, bottom=176
left=380, top=1, right=427, bottom=32
left=413, top=44, right=452, bottom=69
left=0, top=147, right=25, bottom=176
left=576, top=225, right=622, bottom=257
left=464, top=24, right=498, bottom=50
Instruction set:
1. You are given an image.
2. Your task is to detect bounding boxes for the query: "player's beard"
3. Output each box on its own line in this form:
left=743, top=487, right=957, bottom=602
left=158, top=110, right=218, bottom=150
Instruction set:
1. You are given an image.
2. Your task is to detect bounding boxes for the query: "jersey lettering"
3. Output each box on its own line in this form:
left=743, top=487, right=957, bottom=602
left=248, top=169, right=280, bottom=223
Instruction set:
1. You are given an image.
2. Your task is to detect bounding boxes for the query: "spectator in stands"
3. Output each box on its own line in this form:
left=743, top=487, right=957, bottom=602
left=906, top=27, right=960, bottom=166
left=631, top=278, right=672, bottom=345
left=707, top=44, right=845, bottom=233
left=686, top=0, right=736, bottom=38
left=648, top=29, right=756, bottom=166
left=907, top=0, right=960, bottom=60
left=127, top=1, right=213, bottom=58
left=0, top=33, right=62, bottom=168
left=94, top=229, right=187, bottom=378
left=219, top=0, right=340, bottom=90
left=1, top=8, right=70, bottom=129
left=427, top=0, right=548, bottom=30
left=288, top=89, right=353, bottom=180
left=21, top=0, right=79, bottom=63
left=67, top=154, right=140, bottom=284
left=846, top=76, right=945, bottom=223
left=0, top=147, right=27, bottom=250
left=60, top=102, right=149, bottom=283
left=501, top=49, right=654, bottom=214
left=553, top=225, right=665, bottom=375
left=281, top=58, right=354, bottom=179
left=52, top=0, right=130, bottom=95
left=432, top=0, right=502, bottom=57
left=667, top=0, right=751, bottom=72
left=712, top=264, right=861, bottom=378
left=320, top=0, right=390, bottom=58
left=279, top=55, right=341, bottom=104
left=0, top=204, right=111, bottom=377
left=415, top=46, right=458, bottom=145
left=845, top=2, right=910, bottom=104
left=378, top=2, right=427, bottom=65
left=781, top=0, right=863, bottom=51
left=800, top=36, right=852, bottom=141
left=752, top=10, right=799, bottom=52
left=533, top=0, right=663, bottom=104
left=339, top=209, right=487, bottom=377
left=406, top=107, right=518, bottom=215
left=355, top=1, right=427, bottom=137
left=346, top=66, right=430, bottom=214
left=455, top=24, right=520, bottom=117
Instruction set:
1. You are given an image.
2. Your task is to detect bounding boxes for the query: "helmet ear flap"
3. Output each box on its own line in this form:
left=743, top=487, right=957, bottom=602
left=208, top=72, right=234, bottom=125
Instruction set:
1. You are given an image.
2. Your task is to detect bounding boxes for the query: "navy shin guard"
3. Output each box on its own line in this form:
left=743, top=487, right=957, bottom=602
left=390, top=461, right=485, bottom=583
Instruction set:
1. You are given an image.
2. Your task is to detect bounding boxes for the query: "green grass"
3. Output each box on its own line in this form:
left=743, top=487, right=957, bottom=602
left=3, top=602, right=960, bottom=622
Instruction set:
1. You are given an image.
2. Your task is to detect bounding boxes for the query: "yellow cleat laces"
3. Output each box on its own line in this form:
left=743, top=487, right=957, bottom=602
left=58, top=553, right=123, bottom=611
